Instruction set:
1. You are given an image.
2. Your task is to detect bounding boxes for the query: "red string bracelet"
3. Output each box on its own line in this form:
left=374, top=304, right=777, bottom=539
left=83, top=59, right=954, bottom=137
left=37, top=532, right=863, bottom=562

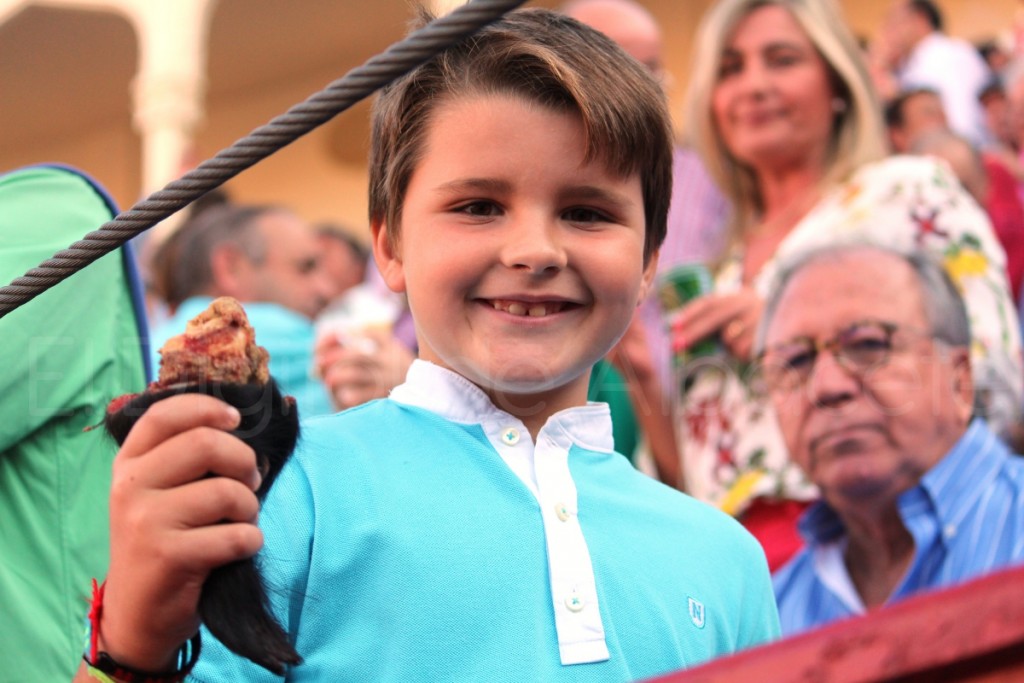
left=88, top=578, right=104, bottom=662
left=83, top=578, right=201, bottom=683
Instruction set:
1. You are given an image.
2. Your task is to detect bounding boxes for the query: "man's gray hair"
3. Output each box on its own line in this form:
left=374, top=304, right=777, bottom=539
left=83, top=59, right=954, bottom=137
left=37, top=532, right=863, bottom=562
left=151, top=203, right=283, bottom=309
left=754, top=243, right=971, bottom=354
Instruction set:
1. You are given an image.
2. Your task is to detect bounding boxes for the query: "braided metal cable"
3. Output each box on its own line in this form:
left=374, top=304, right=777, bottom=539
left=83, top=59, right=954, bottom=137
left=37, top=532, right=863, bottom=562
left=0, top=0, right=527, bottom=318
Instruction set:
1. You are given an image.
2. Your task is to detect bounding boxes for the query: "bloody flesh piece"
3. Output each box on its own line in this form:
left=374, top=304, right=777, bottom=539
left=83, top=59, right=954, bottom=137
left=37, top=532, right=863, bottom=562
left=154, top=296, right=269, bottom=389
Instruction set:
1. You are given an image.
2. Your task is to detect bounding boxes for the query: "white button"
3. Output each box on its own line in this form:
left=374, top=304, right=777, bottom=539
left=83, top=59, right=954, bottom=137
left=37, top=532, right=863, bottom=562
left=944, top=524, right=957, bottom=539
left=555, top=503, right=571, bottom=522
left=565, top=589, right=585, bottom=613
left=501, top=427, right=520, bottom=446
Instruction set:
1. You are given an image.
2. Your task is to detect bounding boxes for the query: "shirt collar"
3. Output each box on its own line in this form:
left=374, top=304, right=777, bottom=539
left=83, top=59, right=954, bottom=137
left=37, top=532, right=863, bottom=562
left=798, top=500, right=844, bottom=545
left=913, top=418, right=1006, bottom=529
left=389, top=359, right=615, bottom=452
left=798, top=419, right=1005, bottom=544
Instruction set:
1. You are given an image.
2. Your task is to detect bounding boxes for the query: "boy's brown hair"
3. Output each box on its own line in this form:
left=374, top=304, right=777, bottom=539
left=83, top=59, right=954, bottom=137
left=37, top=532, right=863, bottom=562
left=368, top=7, right=672, bottom=265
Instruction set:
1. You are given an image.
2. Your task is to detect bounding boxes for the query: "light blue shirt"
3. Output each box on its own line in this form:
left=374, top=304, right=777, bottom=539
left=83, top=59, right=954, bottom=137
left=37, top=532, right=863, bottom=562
left=191, top=361, right=779, bottom=681
left=150, top=297, right=334, bottom=417
left=774, top=419, right=1024, bottom=635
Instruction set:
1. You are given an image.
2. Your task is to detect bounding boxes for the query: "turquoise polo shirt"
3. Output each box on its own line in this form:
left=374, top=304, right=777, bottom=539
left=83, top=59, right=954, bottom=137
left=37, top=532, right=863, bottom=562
left=192, top=361, right=779, bottom=681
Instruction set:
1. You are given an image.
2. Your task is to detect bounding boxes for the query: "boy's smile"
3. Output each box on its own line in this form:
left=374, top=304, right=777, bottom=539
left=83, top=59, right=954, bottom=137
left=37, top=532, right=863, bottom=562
left=373, top=94, right=655, bottom=434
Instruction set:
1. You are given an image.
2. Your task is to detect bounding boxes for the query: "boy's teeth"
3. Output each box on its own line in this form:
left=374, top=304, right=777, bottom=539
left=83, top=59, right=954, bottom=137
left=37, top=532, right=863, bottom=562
left=491, top=299, right=557, bottom=317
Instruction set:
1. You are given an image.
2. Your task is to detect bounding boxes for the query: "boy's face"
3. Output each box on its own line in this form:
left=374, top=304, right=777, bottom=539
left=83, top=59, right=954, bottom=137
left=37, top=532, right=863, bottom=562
left=374, top=94, right=655, bottom=426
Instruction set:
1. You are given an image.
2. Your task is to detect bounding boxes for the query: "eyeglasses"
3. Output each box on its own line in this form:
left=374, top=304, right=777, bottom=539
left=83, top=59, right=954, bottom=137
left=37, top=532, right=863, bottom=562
left=755, top=319, right=936, bottom=393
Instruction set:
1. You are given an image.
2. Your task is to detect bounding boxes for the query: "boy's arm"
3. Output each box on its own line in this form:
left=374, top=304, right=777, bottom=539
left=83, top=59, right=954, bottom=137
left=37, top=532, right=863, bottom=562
left=72, top=394, right=264, bottom=681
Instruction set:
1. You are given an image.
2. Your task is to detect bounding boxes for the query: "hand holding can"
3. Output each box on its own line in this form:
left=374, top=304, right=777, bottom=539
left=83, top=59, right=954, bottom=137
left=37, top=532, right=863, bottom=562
left=658, top=263, right=722, bottom=365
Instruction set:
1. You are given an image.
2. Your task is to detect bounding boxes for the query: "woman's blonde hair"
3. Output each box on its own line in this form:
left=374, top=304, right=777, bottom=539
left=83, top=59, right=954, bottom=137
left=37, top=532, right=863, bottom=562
left=685, top=0, right=886, bottom=233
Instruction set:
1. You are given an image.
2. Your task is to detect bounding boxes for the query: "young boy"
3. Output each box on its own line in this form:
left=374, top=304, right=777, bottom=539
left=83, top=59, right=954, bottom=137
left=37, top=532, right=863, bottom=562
left=75, top=8, right=779, bottom=681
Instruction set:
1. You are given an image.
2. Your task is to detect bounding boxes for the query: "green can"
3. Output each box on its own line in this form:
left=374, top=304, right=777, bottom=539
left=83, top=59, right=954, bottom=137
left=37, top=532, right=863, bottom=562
left=658, top=263, right=721, bottom=363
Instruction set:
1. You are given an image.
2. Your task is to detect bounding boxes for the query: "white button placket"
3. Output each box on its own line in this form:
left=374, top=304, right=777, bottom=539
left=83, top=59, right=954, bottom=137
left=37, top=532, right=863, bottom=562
left=534, top=429, right=609, bottom=665
left=488, top=420, right=540, bottom=498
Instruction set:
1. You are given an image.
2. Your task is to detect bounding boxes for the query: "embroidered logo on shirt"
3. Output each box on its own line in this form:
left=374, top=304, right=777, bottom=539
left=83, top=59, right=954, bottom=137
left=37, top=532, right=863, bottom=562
left=688, top=597, right=706, bottom=629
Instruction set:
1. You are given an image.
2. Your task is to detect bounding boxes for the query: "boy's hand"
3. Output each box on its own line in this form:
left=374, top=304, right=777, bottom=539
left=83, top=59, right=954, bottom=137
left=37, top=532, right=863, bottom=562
left=315, top=329, right=414, bottom=409
left=671, top=288, right=763, bottom=362
left=98, top=394, right=264, bottom=671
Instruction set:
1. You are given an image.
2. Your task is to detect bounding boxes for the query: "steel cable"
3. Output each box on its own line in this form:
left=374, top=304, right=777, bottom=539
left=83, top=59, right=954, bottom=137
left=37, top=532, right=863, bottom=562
left=0, top=0, right=527, bottom=318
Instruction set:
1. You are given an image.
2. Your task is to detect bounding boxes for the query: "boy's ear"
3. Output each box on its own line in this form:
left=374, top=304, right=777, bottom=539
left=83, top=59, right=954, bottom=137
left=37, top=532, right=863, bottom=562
left=372, top=219, right=407, bottom=294
left=637, top=248, right=660, bottom=306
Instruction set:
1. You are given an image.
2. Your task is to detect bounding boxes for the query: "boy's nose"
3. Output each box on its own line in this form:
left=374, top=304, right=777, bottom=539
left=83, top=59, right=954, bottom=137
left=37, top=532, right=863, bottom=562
left=501, top=219, right=568, bottom=274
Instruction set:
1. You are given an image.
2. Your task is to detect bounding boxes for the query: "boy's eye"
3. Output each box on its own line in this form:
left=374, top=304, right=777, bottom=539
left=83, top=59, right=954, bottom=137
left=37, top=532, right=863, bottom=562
left=455, top=201, right=501, bottom=217
left=562, top=207, right=610, bottom=224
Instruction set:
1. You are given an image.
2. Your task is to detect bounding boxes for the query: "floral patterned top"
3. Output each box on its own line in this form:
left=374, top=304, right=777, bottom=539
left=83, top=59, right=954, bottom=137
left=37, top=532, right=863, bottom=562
left=677, top=155, right=1024, bottom=514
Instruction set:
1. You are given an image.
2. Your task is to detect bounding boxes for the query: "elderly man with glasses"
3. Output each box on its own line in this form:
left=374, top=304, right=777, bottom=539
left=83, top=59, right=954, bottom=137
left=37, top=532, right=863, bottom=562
left=758, top=243, right=1024, bottom=636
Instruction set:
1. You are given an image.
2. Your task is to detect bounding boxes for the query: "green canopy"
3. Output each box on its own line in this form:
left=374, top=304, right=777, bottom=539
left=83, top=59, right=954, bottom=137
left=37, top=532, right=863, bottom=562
left=0, top=165, right=149, bottom=681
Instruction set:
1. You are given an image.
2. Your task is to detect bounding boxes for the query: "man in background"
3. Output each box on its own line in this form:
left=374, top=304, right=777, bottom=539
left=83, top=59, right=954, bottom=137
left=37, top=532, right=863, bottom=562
left=879, top=0, right=991, bottom=147
left=316, top=222, right=369, bottom=301
left=886, top=87, right=1024, bottom=302
left=761, top=244, right=1024, bottom=634
left=150, top=202, right=337, bottom=415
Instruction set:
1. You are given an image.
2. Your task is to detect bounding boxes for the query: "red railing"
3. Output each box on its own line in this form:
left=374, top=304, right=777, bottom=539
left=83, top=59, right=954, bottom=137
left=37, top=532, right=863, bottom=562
left=648, top=564, right=1024, bottom=682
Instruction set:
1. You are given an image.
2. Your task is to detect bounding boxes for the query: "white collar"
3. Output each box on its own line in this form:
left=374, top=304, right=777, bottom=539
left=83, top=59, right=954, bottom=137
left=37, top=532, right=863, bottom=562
left=390, top=359, right=615, bottom=453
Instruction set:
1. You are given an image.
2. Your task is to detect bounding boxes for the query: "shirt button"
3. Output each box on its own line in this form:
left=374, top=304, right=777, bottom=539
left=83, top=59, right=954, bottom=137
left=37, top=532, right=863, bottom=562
left=944, top=524, right=957, bottom=539
left=555, top=503, right=571, bottom=522
left=565, top=589, right=585, bottom=613
left=501, top=427, right=520, bottom=446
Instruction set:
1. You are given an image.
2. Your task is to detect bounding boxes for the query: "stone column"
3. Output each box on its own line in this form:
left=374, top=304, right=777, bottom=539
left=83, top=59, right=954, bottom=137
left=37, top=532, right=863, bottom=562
left=128, top=0, right=217, bottom=196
